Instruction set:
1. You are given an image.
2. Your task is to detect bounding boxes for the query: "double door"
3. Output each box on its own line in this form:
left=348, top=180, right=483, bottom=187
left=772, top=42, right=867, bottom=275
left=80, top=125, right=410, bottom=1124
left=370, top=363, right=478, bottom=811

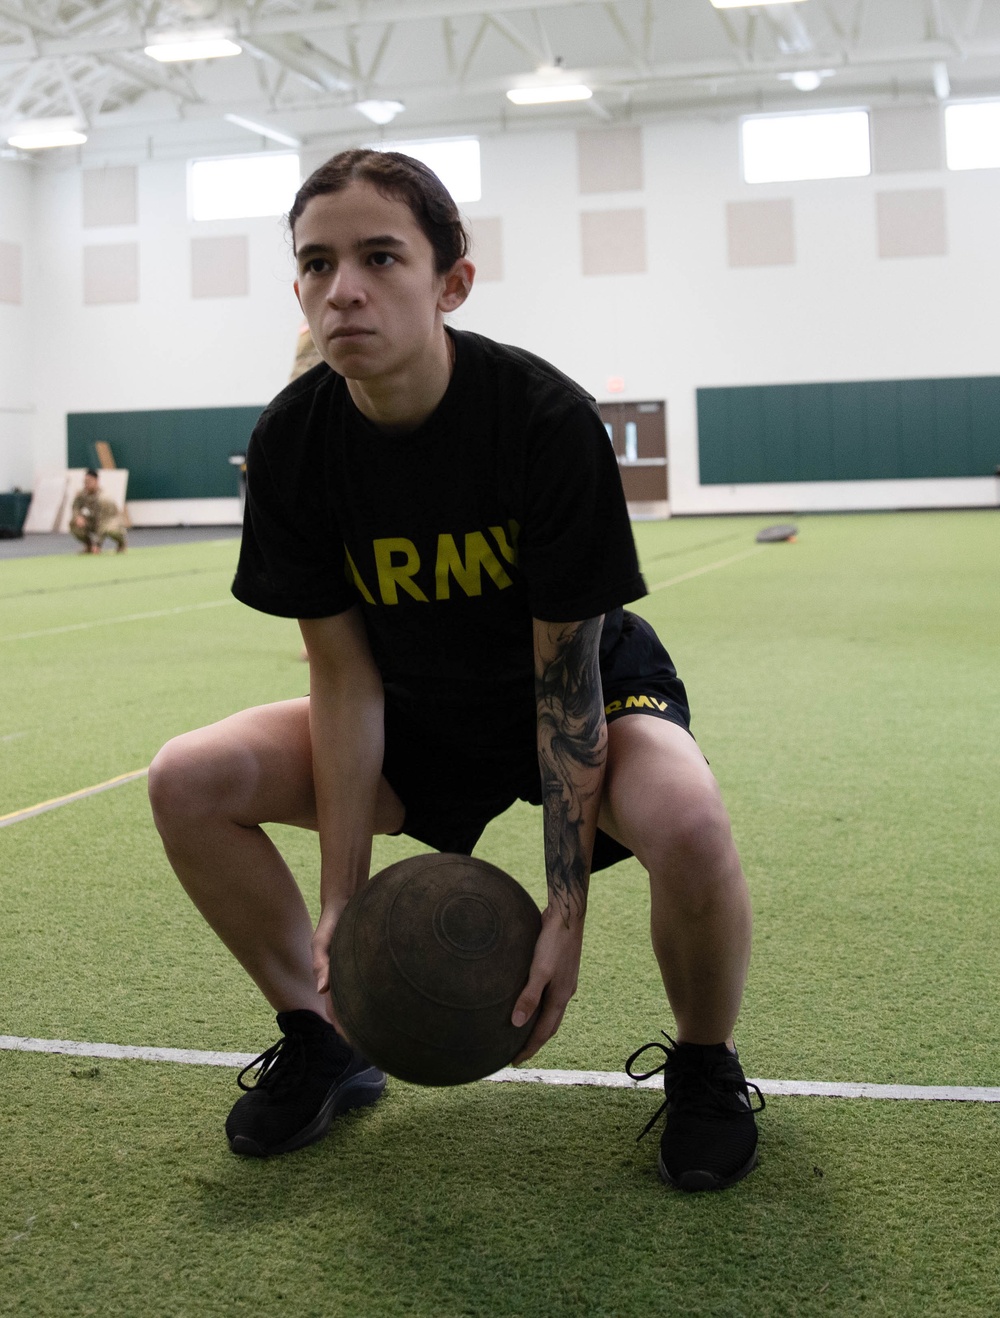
left=598, top=401, right=668, bottom=504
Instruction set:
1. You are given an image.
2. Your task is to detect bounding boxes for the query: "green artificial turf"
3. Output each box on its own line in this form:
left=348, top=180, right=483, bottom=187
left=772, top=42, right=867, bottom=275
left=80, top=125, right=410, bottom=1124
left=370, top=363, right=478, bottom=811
left=1, top=511, right=999, bottom=1317
left=3, top=1052, right=1000, bottom=1318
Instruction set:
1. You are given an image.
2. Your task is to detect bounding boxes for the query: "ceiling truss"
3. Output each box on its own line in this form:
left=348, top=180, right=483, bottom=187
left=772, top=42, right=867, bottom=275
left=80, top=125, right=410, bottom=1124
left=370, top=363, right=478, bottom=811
left=0, top=0, right=996, bottom=162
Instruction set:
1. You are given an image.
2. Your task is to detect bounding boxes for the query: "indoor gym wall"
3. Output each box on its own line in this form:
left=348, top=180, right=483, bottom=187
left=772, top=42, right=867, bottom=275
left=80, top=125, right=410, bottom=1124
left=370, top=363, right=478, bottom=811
left=697, top=375, right=1000, bottom=486
left=67, top=406, right=263, bottom=500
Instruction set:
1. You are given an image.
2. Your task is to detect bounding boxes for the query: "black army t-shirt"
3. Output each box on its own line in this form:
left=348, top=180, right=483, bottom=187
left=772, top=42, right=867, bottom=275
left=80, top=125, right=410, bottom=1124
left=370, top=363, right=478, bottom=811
left=232, top=329, right=647, bottom=753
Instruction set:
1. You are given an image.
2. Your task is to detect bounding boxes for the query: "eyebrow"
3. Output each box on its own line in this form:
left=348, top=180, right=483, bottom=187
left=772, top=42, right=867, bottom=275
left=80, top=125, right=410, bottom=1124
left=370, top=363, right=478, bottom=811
left=295, top=235, right=408, bottom=262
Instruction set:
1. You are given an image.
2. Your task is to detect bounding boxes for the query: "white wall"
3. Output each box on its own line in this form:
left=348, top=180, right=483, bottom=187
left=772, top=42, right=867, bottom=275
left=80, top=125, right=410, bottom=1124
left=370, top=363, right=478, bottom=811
left=4, top=116, right=1000, bottom=514
left=453, top=120, right=1000, bottom=513
left=24, top=158, right=302, bottom=481
left=0, top=161, right=35, bottom=491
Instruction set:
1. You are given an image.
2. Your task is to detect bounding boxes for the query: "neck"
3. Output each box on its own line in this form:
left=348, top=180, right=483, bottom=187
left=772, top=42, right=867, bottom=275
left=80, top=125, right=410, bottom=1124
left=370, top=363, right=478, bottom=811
left=347, top=329, right=455, bottom=434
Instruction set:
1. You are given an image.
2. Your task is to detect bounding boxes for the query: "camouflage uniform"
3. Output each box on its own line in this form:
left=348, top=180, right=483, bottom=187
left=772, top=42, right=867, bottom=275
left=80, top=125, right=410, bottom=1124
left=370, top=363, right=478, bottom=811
left=70, top=488, right=127, bottom=551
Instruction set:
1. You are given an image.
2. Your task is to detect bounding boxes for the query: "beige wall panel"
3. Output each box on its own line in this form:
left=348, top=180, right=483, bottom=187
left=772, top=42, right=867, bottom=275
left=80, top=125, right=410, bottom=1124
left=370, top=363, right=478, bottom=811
left=577, top=127, right=644, bottom=193
left=871, top=107, right=944, bottom=174
left=82, top=166, right=138, bottom=227
left=83, top=243, right=139, bottom=304
left=0, top=240, right=22, bottom=303
left=726, top=198, right=795, bottom=267
left=469, top=216, right=504, bottom=282
left=580, top=208, right=647, bottom=276
left=191, top=235, right=250, bottom=298
left=876, top=189, right=948, bottom=258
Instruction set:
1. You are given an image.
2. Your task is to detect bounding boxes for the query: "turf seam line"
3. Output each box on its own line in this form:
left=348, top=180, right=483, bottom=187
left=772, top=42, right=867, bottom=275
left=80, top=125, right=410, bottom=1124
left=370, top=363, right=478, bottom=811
left=6, top=597, right=235, bottom=642
left=647, top=546, right=767, bottom=593
left=640, top=529, right=753, bottom=566
left=2, top=1036, right=998, bottom=1102
left=0, top=563, right=233, bottom=602
left=0, top=769, right=149, bottom=828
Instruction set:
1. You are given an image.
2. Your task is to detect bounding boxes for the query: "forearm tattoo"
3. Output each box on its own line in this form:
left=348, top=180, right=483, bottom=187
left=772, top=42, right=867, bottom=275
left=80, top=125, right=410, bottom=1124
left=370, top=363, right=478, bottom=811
left=535, top=617, right=607, bottom=927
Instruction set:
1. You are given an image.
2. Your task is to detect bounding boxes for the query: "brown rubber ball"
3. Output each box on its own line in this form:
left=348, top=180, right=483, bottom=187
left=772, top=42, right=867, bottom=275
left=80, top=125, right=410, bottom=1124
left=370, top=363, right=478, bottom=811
left=329, top=853, right=542, bottom=1086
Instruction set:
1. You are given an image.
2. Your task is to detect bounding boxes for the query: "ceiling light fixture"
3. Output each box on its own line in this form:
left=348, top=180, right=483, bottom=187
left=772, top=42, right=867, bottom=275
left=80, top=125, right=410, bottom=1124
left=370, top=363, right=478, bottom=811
left=354, top=100, right=405, bottom=125
left=710, top=0, right=806, bottom=8
left=224, top=114, right=301, bottom=147
left=506, top=84, right=593, bottom=106
left=778, top=68, right=835, bottom=91
left=6, top=116, right=87, bottom=149
left=144, top=33, right=242, bottom=62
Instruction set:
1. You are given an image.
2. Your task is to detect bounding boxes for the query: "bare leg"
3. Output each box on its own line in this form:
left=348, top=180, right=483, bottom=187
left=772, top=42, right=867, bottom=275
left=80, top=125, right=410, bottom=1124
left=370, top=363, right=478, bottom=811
left=598, top=716, right=752, bottom=1046
left=147, top=697, right=404, bottom=1024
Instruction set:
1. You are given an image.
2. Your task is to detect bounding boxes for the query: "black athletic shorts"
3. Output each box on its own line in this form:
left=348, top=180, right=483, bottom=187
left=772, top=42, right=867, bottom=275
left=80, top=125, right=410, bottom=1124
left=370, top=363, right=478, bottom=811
left=381, top=610, right=691, bottom=874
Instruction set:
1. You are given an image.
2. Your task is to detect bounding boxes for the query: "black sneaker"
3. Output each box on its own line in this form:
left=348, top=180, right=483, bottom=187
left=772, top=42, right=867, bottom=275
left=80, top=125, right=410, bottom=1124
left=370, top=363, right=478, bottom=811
left=626, top=1033, right=764, bottom=1192
left=226, top=1009, right=386, bottom=1158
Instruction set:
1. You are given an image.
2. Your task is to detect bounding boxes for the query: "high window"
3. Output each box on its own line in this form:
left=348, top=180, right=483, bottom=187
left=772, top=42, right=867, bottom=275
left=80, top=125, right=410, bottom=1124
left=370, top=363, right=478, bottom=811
left=740, top=110, right=871, bottom=184
left=945, top=101, right=1000, bottom=170
left=373, top=137, right=481, bottom=203
left=188, top=152, right=301, bottom=221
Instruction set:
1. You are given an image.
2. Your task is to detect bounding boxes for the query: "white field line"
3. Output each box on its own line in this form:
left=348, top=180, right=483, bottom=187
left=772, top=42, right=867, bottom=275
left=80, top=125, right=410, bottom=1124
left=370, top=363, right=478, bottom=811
left=2, top=538, right=985, bottom=1104
left=6, top=597, right=235, bottom=642
left=0, top=768, right=149, bottom=829
left=1, top=1035, right=998, bottom=1102
left=647, top=546, right=766, bottom=594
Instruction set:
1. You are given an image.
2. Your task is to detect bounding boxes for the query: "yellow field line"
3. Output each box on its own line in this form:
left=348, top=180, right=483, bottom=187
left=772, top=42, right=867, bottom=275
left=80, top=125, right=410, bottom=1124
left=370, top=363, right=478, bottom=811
left=6, top=597, right=235, bottom=642
left=0, top=768, right=149, bottom=829
left=647, top=545, right=767, bottom=594
left=1, top=547, right=766, bottom=827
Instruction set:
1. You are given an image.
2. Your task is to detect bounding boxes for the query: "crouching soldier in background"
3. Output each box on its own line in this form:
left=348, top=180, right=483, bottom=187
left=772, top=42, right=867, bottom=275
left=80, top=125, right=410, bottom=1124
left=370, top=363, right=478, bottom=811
left=70, top=469, right=127, bottom=554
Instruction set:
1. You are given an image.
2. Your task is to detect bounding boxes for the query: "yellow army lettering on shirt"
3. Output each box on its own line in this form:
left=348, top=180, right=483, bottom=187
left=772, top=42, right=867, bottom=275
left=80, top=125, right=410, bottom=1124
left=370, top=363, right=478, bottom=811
left=605, top=694, right=670, bottom=714
left=345, top=521, right=520, bottom=606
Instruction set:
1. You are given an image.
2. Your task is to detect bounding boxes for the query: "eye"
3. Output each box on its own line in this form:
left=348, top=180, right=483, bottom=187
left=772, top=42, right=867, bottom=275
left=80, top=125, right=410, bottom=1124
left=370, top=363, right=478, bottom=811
left=300, top=257, right=330, bottom=275
left=368, top=251, right=397, bottom=268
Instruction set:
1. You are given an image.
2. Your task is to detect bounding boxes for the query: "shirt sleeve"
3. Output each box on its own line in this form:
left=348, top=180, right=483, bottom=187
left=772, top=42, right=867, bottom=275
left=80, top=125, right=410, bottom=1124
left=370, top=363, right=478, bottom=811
left=231, top=411, right=359, bottom=620
left=517, top=398, right=647, bottom=623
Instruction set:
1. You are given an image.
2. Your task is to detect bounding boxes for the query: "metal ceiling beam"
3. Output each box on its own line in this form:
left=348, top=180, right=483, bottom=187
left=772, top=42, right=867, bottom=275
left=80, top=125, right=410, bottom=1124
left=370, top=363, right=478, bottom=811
left=762, top=3, right=813, bottom=56
left=602, top=2, right=653, bottom=77
left=0, top=57, right=43, bottom=119
left=484, top=11, right=547, bottom=65
left=361, top=22, right=395, bottom=85
left=962, top=0, right=984, bottom=38
left=241, top=0, right=628, bottom=41
left=239, top=32, right=355, bottom=93
left=711, top=8, right=753, bottom=68
left=818, top=0, right=865, bottom=48
left=0, top=0, right=617, bottom=61
left=56, top=55, right=89, bottom=121
left=79, top=39, right=1000, bottom=130
left=98, top=51, right=202, bottom=103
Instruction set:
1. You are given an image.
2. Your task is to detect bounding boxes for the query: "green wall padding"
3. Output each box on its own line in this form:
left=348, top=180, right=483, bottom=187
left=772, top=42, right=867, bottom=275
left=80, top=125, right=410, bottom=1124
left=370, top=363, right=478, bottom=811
left=697, top=376, right=1000, bottom=485
left=67, top=406, right=265, bottom=500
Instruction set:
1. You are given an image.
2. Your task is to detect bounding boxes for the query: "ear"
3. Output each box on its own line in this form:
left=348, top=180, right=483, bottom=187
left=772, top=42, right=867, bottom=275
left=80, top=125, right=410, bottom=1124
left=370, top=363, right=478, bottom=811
left=293, top=279, right=303, bottom=310
left=438, top=258, right=475, bottom=314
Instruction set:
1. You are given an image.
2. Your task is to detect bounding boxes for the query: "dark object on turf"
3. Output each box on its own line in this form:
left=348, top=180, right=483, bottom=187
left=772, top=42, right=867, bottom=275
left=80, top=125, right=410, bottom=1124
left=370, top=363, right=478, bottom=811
left=226, top=1009, right=386, bottom=1158
left=330, top=853, right=542, bottom=1086
left=625, top=1033, right=765, bottom=1192
left=755, top=523, right=798, bottom=543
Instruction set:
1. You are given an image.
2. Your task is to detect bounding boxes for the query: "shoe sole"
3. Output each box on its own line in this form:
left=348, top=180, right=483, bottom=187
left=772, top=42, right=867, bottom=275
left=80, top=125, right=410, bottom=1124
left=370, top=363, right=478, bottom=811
left=229, top=1065, right=387, bottom=1158
left=658, top=1147, right=759, bottom=1192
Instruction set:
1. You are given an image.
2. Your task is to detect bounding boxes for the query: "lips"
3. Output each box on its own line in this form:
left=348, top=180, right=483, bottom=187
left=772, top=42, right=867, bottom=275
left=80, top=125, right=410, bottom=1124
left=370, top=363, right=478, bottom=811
left=330, top=327, right=374, bottom=341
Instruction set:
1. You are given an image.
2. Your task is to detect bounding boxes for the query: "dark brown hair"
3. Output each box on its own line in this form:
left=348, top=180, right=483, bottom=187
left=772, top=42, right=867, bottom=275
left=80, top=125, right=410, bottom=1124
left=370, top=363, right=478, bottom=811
left=288, top=149, right=470, bottom=274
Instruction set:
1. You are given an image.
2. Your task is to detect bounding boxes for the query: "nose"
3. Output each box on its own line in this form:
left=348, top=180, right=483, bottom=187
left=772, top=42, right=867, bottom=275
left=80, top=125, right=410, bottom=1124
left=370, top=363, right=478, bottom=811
left=326, top=263, right=365, bottom=309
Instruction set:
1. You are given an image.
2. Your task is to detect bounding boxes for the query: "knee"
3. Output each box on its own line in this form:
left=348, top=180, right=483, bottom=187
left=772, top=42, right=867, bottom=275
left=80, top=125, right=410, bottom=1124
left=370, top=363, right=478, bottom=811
left=147, top=731, right=250, bottom=835
left=638, top=788, right=742, bottom=912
